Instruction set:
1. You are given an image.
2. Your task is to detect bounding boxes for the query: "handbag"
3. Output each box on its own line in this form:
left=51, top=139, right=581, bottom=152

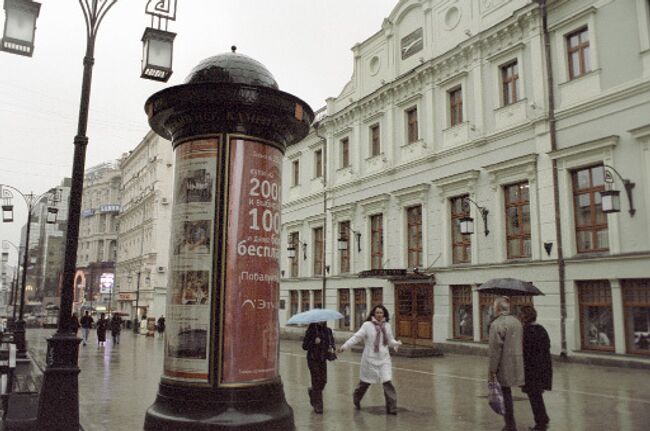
left=326, top=348, right=337, bottom=361
left=487, top=381, right=505, bottom=416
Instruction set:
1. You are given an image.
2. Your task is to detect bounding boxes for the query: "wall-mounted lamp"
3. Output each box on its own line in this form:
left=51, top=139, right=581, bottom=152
left=337, top=224, right=362, bottom=253
left=280, top=270, right=285, bottom=277
left=600, top=164, right=635, bottom=217
left=325, top=265, right=330, bottom=274
left=287, top=240, right=307, bottom=260
left=459, top=197, right=489, bottom=236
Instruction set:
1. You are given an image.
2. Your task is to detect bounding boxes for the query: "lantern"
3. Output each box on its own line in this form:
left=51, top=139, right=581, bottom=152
left=0, top=0, right=41, bottom=57
left=140, top=27, right=175, bottom=82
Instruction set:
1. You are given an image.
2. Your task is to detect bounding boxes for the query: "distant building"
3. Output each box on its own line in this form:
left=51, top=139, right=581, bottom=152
left=73, top=162, right=121, bottom=314
left=116, top=131, right=173, bottom=321
left=281, top=0, right=650, bottom=361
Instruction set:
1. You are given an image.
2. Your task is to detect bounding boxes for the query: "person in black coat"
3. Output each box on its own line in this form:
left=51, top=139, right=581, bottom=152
left=96, top=313, right=108, bottom=347
left=302, top=321, right=336, bottom=414
left=519, top=305, right=552, bottom=431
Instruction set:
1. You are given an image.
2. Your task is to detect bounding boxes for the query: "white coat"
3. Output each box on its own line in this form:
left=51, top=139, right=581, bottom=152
left=341, top=320, right=400, bottom=384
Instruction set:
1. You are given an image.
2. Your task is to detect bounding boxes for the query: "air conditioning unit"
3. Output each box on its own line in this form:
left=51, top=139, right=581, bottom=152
left=157, top=266, right=166, bottom=273
left=161, top=197, right=169, bottom=205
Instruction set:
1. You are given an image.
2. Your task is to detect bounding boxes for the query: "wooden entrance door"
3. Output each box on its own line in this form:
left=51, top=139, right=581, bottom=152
left=395, top=283, right=433, bottom=346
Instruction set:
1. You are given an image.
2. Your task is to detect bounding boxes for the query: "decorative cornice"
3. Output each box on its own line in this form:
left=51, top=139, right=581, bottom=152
left=547, top=135, right=619, bottom=161
left=629, top=124, right=650, bottom=141
left=392, top=183, right=430, bottom=206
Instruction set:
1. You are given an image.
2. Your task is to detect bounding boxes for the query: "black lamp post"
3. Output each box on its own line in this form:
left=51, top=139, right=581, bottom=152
left=0, top=184, right=58, bottom=358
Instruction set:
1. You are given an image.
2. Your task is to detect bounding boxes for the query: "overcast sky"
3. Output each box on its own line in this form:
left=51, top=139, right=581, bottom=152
left=0, top=0, right=397, bottom=259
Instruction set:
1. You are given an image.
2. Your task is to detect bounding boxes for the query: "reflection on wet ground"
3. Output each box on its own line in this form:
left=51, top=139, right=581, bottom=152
left=27, top=329, right=650, bottom=430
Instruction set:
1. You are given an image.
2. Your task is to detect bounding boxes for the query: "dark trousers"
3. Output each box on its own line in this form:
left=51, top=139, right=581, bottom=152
left=307, top=359, right=327, bottom=391
left=502, top=386, right=516, bottom=430
left=527, top=391, right=549, bottom=427
left=353, top=381, right=397, bottom=413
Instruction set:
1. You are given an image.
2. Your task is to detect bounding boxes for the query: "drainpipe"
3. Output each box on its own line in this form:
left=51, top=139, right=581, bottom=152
left=538, top=0, right=568, bottom=358
left=314, top=122, right=327, bottom=308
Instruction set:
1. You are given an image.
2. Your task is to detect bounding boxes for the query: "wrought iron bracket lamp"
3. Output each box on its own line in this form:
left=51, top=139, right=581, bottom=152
left=600, top=164, right=635, bottom=217
left=459, top=196, right=489, bottom=236
left=287, top=239, right=307, bottom=260
left=337, top=224, right=361, bottom=253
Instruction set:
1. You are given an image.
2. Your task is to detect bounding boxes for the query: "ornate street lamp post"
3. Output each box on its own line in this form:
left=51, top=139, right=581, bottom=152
left=0, top=184, right=58, bottom=358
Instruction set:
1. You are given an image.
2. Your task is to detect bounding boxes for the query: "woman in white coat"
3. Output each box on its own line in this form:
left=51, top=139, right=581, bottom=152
left=337, top=304, right=402, bottom=414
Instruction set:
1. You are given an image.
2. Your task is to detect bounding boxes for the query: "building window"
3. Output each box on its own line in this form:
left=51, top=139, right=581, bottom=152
left=452, top=285, right=473, bottom=340
left=339, top=221, right=351, bottom=274
left=370, top=214, right=383, bottom=269
left=313, top=289, right=323, bottom=309
left=578, top=280, right=614, bottom=351
left=566, top=27, right=591, bottom=80
left=449, top=87, right=463, bottom=127
left=292, top=160, right=300, bottom=186
left=339, top=289, right=351, bottom=330
left=289, top=232, right=299, bottom=277
left=354, top=289, right=367, bottom=330
left=622, top=279, right=650, bottom=356
left=370, top=124, right=381, bottom=157
left=313, top=227, right=324, bottom=276
left=501, top=60, right=520, bottom=106
left=572, top=165, right=608, bottom=253
left=290, top=290, right=298, bottom=316
left=406, top=205, right=423, bottom=268
left=97, top=240, right=104, bottom=262
left=301, top=290, right=310, bottom=312
left=504, top=182, right=531, bottom=259
left=406, top=107, right=418, bottom=143
left=341, top=138, right=350, bottom=168
left=450, top=195, right=471, bottom=264
left=371, top=287, right=383, bottom=307
left=314, top=149, right=323, bottom=178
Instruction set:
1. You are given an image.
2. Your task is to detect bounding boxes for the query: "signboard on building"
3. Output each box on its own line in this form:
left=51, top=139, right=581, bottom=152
left=99, top=204, right=121, bottom=213
left=118, top=292, right=136, bottom=301
left=100, top=273, right=114, bottom=294
left=81, top=208, right=95, bottom=218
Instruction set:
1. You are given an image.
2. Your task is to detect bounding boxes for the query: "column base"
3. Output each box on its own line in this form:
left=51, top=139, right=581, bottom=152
left=36, top=332, right=81, bottom=431
left=144, top=379, right=295, bottom=430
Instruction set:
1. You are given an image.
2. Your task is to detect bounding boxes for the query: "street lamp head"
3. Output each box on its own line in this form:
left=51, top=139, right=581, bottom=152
left=337, top=236, right=349, bottom=251
left=600, top=189, right=621, bottom=214
left=141, top=27, right=176, bottom=82
left=46, top=207, right=58, bottom=224
left=0, top=0, right=41, bottom=57
left=459, top=216, right=474, bottom=235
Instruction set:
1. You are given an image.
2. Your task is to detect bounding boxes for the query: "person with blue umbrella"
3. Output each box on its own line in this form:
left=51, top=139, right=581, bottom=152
left=302, top=320, right=336, bottom=414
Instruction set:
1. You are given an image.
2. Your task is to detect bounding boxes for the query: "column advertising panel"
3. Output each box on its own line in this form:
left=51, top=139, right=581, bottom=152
left=164, top=138, right=218, bottom=383
left=222, top=137, right=282, bottom=384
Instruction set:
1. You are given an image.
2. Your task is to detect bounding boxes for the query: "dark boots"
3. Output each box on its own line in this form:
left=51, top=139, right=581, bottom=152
left=308, top=387, right=323, bottom=414
left=353, top=381, right=370, bottom=410
left=383, top=381, right=398, bottom=415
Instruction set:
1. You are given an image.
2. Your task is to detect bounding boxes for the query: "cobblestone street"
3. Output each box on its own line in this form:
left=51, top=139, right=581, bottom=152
left=26, top=329, right=650, bottom=430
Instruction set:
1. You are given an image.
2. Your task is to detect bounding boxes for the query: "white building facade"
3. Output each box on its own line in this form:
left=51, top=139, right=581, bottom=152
left=116, top=131, right=174, bottom=321
left=281, top=0, right=650, bottom=361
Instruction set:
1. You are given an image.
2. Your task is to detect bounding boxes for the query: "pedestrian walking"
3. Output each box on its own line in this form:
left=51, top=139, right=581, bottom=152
left=140, top=314, right=149, bottom=335
left=302, top=321, right=336, bottom=414
left=337, top=304, right=402, bottom=415
left=80, top=311, right=94, bottom=346
left=488, top=296, right=524, bottom=431
left=96, top=313, right=108, bottom=347
left=519, top=305, right=552, bottom=431
left=157, top=315, right=166, bottom=337
left=70, top=312, right=80, bottom=335
left=110, top=313, right=122, bottom=345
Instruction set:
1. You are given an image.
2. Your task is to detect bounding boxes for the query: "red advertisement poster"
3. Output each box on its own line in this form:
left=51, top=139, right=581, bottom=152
left=222, top=138, right=282, bottom=384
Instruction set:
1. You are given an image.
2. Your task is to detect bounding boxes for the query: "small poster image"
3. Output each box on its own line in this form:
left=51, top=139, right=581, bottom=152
left=174, top=220, right=211, bottom=255
left=166, top=323, right=209, bottom=360
left=176, top=168, right=213, bottom=204
left=170, top=270, right=210, bottom=305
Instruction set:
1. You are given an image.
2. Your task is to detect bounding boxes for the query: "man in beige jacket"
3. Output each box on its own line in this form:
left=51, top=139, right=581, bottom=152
left=489, top=296, right=525, bottom=431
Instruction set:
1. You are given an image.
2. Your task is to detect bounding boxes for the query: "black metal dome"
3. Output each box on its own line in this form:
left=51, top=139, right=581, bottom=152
left=184, top=46, right=278, bottom=89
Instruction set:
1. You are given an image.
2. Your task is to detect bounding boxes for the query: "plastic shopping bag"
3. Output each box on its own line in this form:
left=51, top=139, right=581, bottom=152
left=487, top=381, right=506, bottom=416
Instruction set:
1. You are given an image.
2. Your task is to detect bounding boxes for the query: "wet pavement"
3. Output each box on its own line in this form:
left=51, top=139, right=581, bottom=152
left=26, top=328, right=650, bottom=430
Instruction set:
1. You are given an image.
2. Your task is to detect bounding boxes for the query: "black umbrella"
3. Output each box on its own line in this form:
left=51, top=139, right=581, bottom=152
left=477, top=278, right=544, bottom=296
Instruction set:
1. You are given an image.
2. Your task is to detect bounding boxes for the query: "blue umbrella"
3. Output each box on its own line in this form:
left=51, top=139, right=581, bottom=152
left=286, top=308, right=344, bottom=326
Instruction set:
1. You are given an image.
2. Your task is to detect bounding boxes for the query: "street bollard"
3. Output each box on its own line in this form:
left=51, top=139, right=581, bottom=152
left=143, top=47, right=313, bottom=430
